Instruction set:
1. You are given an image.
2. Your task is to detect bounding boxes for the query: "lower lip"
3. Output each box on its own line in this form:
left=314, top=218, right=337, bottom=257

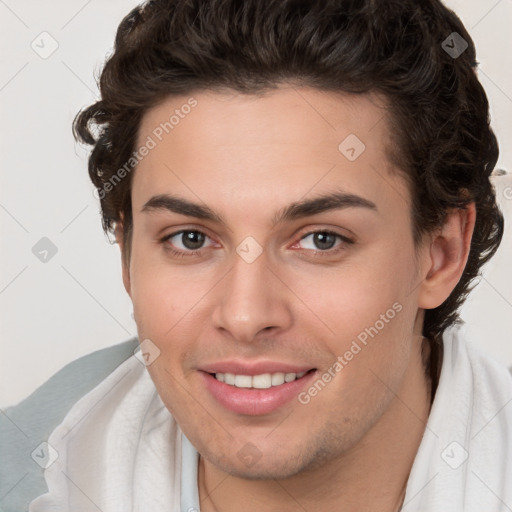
left=200, top=370, right=317, bottom=416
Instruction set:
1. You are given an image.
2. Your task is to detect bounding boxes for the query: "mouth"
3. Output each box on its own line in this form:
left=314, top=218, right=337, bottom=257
left=200, top=368, right=318, bottom=415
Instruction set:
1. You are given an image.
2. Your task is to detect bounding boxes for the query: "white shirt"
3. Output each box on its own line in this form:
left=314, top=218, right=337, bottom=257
left=29, top=324, right=512, bottom=511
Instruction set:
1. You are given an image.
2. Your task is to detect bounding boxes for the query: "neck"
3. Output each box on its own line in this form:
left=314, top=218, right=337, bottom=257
left=198, top=337, right=433, bottom=512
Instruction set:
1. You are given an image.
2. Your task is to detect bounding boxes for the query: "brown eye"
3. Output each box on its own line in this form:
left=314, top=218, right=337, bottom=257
left=161, top=230, right=213, bottom=254
left=308, top=232, right=337, bottom=250
left=298, top=231, right=351, bottom=252
left=177, top=230, right=206, bottom=250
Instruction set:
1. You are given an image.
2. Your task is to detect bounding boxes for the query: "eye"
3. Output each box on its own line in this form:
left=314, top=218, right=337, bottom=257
left=295, top=230, right=353, bottom=255
left=159, top=228, right=353, bottom=259
left=161, top=229, right=215, bottom=256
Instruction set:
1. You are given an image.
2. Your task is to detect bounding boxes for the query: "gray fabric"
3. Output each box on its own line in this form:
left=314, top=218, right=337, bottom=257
left=0, top=338, right=139, bottom=512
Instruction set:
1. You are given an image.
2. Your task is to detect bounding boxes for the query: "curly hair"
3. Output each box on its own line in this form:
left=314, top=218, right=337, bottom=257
left=73, top=0, right=503, bottom=347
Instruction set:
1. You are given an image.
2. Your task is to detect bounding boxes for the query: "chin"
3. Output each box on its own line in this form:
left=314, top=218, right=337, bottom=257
left=203, top=442, right=326, bottom=481
left=219, top=459, right=307, bottom=481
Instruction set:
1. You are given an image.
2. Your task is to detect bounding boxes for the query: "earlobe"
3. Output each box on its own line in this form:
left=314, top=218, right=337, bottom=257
left=114, top=221, right=132, bottom=297
left=418, top=203, right=476, bottom=309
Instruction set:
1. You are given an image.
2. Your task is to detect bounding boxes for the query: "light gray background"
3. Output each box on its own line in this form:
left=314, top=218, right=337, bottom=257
left=1, top=0, right=511, bottom=407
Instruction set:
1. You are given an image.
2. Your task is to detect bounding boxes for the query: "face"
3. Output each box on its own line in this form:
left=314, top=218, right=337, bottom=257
left=124, top=86, right=431, bottom=479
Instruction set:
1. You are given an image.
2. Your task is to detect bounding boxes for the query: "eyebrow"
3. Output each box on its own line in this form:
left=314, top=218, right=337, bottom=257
left=141, top=190, right=377, bottom=227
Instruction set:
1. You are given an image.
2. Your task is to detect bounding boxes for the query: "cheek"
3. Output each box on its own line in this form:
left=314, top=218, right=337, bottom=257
left=304, top=247, right=414, bottom=333
left=301, top=246, right=418, bottom=388
left=129, top=238, right=207, bottom=339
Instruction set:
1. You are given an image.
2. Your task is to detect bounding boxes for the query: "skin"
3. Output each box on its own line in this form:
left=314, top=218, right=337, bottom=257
left=116, top=85, right=475, bottom=511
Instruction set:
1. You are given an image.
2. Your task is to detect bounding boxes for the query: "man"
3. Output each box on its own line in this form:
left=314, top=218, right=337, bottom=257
left=1, top=0, right=511, bottom=511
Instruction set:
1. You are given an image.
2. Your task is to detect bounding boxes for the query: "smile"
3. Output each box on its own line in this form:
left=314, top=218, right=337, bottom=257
left=201, top=369, right=317, bottom=415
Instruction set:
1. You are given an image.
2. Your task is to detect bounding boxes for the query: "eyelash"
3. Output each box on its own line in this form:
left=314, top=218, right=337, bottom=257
left=159, top=229, right=353, bottom=259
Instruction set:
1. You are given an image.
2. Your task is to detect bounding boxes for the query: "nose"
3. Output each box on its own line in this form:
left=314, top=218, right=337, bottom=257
left=211, top=246, right=293, bottom=343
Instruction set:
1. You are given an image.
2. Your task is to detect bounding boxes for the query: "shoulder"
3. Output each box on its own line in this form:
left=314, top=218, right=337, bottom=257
left=0, top=338, right=139, bottom=512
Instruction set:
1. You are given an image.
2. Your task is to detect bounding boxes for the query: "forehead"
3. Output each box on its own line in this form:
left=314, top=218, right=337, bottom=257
left=132, top=86, right=410, bottom=223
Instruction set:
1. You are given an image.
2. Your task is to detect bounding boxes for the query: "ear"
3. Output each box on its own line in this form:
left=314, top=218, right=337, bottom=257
left=417, top=203, right=476, bottom=309
left=114, top=221, right=131, bottom=298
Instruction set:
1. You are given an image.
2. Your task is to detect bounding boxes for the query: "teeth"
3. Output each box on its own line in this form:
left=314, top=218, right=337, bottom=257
left=284, top=372, right=296, bottom=383
left=252, top=374, right=272, bottom=389
left=234, top=375, right=252, bottom=388
left=214, top=371, right=309, bottom=388
left=271, top=372, right=285, bottom=386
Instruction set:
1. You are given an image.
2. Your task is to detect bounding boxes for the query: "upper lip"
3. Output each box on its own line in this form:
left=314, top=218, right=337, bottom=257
left=199, top=360, right=316, bottom=376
